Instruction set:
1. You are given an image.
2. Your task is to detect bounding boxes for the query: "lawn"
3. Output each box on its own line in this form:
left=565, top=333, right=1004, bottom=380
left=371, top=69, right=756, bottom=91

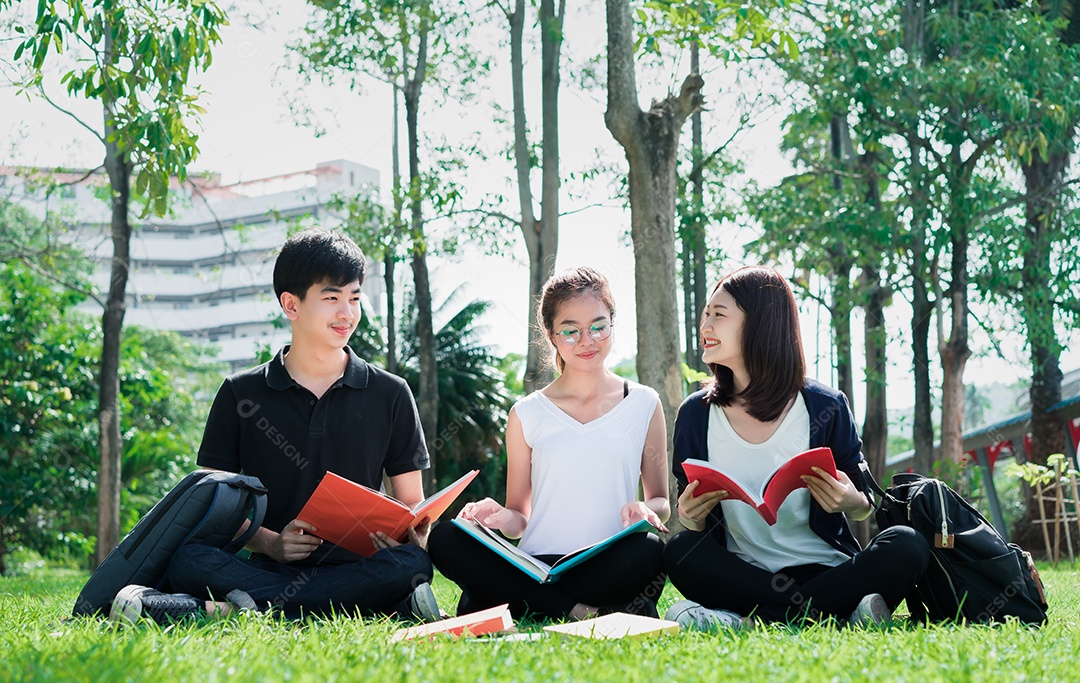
left=2, top=562, right=1078, bottom=682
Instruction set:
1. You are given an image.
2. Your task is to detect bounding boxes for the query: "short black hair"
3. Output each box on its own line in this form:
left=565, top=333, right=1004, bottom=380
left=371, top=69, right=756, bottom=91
left=273, top=229, right=366, bottom=302
left=704, top=266, right=806, bottom=422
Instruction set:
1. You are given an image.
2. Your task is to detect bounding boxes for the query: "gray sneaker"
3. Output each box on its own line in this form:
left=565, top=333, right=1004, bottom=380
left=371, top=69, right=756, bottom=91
left=394, top=582, right=442, bottom=623
left=665, top=599, right=746, bottom=631
left=848, top=593, right=891, bottom=627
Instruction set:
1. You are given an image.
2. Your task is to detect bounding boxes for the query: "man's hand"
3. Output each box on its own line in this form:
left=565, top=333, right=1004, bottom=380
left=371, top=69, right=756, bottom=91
left=266, top=519, right=323, bottom=563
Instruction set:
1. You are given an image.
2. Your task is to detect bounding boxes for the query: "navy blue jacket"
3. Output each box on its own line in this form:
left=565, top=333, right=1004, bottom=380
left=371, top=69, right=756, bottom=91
left=673, top=380, right=869, bottom=557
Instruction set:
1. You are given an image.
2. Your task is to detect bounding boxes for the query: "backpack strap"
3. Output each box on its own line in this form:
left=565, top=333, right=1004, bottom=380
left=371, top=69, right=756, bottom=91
left=859, top=461, right=889, bottom=500
left=223, top=478, right=267, bottom=553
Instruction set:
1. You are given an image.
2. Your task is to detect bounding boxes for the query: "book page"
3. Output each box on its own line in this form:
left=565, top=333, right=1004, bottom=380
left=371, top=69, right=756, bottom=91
left=547, top=519, right=654, bottom=576
left=681, top=459, right=765, bottom=507
left=452, top=517, right=553, bottom=579
left=409, top=469, right=479, bottom=526
left=760, top=447, right=836, bottom=519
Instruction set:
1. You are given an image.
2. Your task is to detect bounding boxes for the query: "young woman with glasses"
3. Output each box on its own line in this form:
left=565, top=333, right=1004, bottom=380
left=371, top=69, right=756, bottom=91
left=663, top=266, right=930, bottom=630
left=428, top=267, right=670, bottom=620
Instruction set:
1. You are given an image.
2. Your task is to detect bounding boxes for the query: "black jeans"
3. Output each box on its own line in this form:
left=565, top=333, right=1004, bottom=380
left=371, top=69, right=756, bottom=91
left=165, top=542, right=432, bottom=619
left=664, top=525, right=930, bottom=622
left=428, top=522, right=666, bottom=619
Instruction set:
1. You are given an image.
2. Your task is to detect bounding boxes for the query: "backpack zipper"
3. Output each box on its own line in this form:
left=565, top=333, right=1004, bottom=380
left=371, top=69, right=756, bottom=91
left=934, top=480, right=955, bottom=549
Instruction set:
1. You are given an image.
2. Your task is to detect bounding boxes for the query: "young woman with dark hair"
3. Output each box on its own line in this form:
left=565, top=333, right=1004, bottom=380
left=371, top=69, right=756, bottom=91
left=663, top=266, right=930, bottom=629
left=428, top=267, right=670, bottom=620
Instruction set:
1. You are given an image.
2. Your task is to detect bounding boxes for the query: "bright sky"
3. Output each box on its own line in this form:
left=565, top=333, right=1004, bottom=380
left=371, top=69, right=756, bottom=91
left=2, top=0, right=1074, bottom=417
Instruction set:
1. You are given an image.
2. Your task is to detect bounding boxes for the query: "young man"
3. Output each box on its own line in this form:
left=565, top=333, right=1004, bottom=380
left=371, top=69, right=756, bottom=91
left=109, top=229, right=441, bottom=624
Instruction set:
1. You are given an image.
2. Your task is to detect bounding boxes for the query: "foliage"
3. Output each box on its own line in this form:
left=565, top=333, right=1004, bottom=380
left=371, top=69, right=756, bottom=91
left=350, top=291, right=515, bottom=499
left=0, top=217, right=222, bottom=570
left=6, top=0, right=228, bottom=216
left=1006, top=453, right=1080, bottom=489
left=638, top=0, right=801, bottom=60
left=4, top=564, right=1080, bottom=682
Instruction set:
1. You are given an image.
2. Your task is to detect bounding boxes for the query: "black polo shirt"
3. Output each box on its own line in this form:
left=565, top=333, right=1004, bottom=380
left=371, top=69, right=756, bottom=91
left=197, top=345, right=429, bottom=562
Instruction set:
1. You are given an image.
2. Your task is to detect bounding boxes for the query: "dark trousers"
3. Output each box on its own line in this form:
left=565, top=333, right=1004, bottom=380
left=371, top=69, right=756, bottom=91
left=164, top=542, right=432, bottom=619
left=428, top=522, right=666, bottom=619
left=664, top=525, right=929, bottom=623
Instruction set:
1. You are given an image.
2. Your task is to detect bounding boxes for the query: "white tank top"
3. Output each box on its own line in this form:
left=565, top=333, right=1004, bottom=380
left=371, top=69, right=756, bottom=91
left=515, top=384, right=660, bottom=556
left=707, top=397, right=849, bottom=572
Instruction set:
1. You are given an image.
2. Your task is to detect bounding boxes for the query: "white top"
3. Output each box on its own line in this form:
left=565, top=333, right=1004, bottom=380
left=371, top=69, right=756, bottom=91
left=707, top=397, right=849, bottom=572
left=515, top=384, right=659, bottom=556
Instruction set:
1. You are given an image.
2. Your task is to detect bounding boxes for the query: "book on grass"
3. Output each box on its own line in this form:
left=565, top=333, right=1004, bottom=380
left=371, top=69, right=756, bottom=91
left=681, top=446, right=837, bottom=525
left=296, top=469, right=478, bottom=556
left=390, top=603, right=514, bottom=642
left=543, top=613, right=679, bottom=640
left=451, top=516, right=654, bottom=584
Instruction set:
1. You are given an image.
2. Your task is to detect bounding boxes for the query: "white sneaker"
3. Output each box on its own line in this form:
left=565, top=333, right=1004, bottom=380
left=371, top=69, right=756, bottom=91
left=665, top=599, right=746, bottom=631
left=848, top=593, right=891, bottom=627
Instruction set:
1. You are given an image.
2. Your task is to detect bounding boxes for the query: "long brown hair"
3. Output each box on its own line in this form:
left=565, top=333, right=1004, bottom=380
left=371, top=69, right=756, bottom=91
left=538, top=267, right=615, bottom=372
left=703, top=266, right=805, bottom=422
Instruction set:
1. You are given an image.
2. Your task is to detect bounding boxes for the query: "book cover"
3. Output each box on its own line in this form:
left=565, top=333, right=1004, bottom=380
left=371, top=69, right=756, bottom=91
left=296, top=469, right=478, bottom=556
left=682, top=447, right=837, bottom=525
left=451, top=517, right=654, bottom=584
left=543, top=613, right=679, bottom=640
left=390, top=603, right=514, bottom=642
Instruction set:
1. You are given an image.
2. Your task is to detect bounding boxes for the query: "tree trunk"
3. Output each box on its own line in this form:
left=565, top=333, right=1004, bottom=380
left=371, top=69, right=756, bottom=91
left=606, top=0, right=703, bottom=525
left=385, top=83, right=402, bottom=375
left=831, top=261, right=855, bottom=407
left=861, top=266, right=888, bottom=480
left=681, top=41, right=707, bottom=374
left=937, top=167, right=971, bottom=466
left=510, top=0, right=562, bottom=394
left=1016, top=147, right=1070, bottom=552
left=96, top=102, right=132, bottom=566
left=404, top=26, right=438, bottom=491
left=903, top=0, right=935, bottom=474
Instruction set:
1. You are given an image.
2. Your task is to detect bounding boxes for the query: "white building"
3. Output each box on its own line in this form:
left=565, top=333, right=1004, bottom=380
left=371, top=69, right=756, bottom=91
left=2, top=159, right=383, bottom=370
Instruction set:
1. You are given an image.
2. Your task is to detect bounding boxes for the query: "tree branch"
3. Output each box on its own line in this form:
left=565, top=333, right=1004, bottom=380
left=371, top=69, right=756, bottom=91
left=39, top=86, right=105, bottom=145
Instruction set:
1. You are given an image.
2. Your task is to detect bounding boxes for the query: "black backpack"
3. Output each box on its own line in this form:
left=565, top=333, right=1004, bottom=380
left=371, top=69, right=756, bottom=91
left=866, top=469, right=1047, bottom=625
left=73, top=469, right=268, bottom=617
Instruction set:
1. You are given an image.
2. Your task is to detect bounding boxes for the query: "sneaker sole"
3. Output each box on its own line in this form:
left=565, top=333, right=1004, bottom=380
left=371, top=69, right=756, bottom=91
left=109, top=585, right=148, bottom=626
left=412, top=584, right=441, bottom=623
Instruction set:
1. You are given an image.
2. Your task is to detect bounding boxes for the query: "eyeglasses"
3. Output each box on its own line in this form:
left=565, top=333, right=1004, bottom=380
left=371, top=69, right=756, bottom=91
left=556, top=322, right=613, bottom=345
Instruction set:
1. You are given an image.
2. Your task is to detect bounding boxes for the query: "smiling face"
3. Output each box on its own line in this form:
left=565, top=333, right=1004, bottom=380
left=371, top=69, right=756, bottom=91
left=700, top=285, right=746, bottom=373
left=550, top=294, right=614, bottom=373
left=281, top=279, right=362, bottom=351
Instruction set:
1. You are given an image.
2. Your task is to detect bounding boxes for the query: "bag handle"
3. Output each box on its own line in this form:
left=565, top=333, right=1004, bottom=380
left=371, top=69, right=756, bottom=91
left=224, top=485, right=267, bottom=553
left=859, top=461, right=889, bottom=501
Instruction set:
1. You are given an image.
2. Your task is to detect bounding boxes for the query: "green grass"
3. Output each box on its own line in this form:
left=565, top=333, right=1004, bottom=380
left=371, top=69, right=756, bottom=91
left=2, top=564, right=1078, bottom=682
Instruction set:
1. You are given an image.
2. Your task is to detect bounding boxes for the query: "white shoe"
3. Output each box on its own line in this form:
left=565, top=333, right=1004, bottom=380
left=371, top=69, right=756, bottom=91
left=848, top=593, right=891, bottom=627
left=665, top=599, right=746, bottom=631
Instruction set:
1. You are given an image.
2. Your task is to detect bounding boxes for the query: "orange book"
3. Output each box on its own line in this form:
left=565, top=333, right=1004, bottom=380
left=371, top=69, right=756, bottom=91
left=296, top=469, right=478, bottom=556
left=682, top=447, right=837, bottom=525
left=390, top=604, right=514, bottom=642
left=543, top=613, right=679, bottom=640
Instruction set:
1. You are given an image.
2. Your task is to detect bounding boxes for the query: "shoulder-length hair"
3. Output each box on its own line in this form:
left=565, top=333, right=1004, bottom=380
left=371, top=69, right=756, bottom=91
left=703, top=266, right=806, bottom=422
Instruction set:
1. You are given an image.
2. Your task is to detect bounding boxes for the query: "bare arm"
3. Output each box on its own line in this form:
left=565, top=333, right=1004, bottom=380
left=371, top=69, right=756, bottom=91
left=460, top=407, right=531, bottom=538
left=622, top=401, right=672, bottom=530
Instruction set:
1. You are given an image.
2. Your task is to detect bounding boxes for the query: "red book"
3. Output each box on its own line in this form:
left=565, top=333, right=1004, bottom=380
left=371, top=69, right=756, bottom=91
left=390, top=604, right=515, bottom=642
left=296, top=469, right=478, bottom=556
left=681, top=447, right=837, bottom=525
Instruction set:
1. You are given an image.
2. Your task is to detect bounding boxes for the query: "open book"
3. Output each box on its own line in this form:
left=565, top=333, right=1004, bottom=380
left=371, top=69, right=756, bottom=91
left=390, top=604, right=514, bottom=642
left=296, top=469, right=478, bottom=556
left=682, top=446, right=836, bottom=525
left=451, top=517, right=654, bottom=584
left=543, top=613, right=679, bottom=640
